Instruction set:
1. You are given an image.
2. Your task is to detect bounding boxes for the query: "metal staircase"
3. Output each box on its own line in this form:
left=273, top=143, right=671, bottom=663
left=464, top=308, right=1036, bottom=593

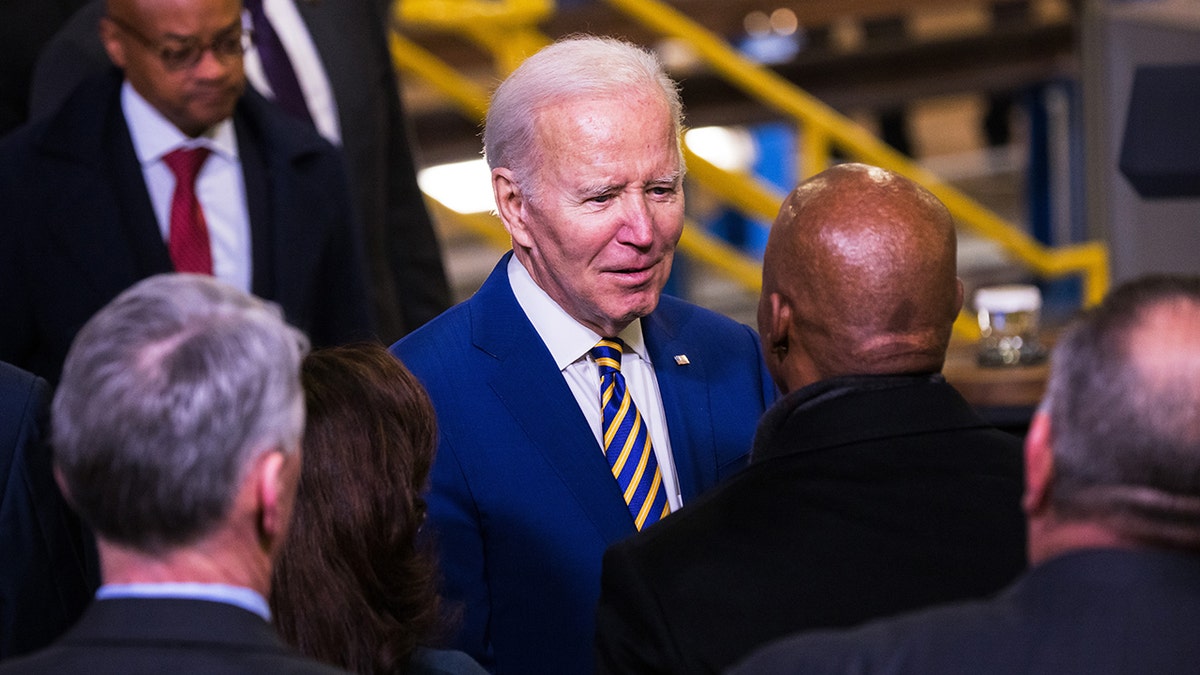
left=388, top=0, right=1109, bottom=337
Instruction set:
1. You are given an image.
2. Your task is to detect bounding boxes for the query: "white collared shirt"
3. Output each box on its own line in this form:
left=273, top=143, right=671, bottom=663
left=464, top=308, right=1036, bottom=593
left=507, top=255, right=683, bottom=511
left=121, top=81, right=252, bottom=292
left=241, top=0, right=342, bottom=145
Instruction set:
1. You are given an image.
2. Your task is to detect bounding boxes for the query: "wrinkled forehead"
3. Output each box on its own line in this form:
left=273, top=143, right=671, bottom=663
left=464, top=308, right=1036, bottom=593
left=528, top=93, right=681, bottom=176
left=534, top=90, right=677, bottom=141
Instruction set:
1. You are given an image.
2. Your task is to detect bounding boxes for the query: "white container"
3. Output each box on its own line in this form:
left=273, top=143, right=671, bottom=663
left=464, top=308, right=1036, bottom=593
left=975, top=284, right=1046, bottom=367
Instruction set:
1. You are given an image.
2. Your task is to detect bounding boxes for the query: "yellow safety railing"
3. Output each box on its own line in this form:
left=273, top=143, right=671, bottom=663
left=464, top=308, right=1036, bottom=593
left=391, top=0, right=1109, bottom=337
left=390, top=4, right=771, bottom=303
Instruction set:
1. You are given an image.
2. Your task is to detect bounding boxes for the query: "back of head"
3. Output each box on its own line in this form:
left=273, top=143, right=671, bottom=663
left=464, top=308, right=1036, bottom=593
left=761, top=163, right=959, bottom=387
left=1044, top=275, right=1200, bottom=549
left=271, top=343, right=441, bottom=673
left=482, top=35, right=683, bottom=187
left=52, top=274, right=309, bottom=552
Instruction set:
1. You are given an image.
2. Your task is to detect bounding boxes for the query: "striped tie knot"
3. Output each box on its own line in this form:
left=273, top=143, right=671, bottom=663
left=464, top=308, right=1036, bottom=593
left=591, top=338, right=624, bottom=374
left=590, top=337, right=669, bottom=530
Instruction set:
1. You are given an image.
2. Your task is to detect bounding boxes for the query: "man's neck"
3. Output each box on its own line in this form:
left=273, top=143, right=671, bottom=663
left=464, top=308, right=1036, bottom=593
left=98, top=536, right=271, bottom=598
left=1027, top=515, right=1141, bottom=566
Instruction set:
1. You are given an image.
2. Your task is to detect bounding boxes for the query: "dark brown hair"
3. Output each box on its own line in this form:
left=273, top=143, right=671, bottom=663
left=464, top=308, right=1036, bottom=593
left=271, top=343, right=441, bottom=673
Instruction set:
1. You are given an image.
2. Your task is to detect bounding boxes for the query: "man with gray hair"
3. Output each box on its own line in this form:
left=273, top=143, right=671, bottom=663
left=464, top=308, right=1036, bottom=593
left=733, top=274, right=1200, bottom=674
left=393, top=36, right=775, bottom=675
left=0, top=274, right=343, bottom=674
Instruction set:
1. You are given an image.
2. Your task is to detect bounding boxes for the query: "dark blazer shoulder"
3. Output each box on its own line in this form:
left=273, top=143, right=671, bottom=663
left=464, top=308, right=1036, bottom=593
left=1, top=67, right=122, bottom=165
left=0, top=598, right=346, bottom=674
left=233, top=88, right=338, bottom=163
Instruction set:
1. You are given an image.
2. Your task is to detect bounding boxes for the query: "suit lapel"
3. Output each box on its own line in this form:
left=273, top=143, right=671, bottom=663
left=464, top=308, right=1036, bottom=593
left=471, top=257, right=636, bottom=543
left=233, top=92, right=331, bottom=309
left=41, top=72, right=172, bottom=296
left=642, top=305, right=719, bottom=502
left=235, top=110, right=276, bottom=300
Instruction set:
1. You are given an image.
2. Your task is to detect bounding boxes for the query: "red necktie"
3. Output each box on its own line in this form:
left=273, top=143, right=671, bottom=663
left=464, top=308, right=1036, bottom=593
left=162, top=147, right=213, bottom=275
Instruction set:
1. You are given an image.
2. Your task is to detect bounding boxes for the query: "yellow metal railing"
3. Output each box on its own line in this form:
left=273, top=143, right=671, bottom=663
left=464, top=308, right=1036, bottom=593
left=389, top=5, right=767, bottom=304
left=392, top=0, right=1109, bottom=336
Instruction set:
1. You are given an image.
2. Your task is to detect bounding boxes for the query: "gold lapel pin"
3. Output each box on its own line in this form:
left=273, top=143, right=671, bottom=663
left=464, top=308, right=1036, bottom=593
left=674, top=355, right=690, bottom=365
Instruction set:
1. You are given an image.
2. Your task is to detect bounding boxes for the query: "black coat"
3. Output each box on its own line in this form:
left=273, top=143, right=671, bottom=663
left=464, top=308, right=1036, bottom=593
left=731, top=548, right=1200, bottom=675
left=29, top=0, right=449, bottom=342
left=595, top=374, right=1027, bottom=675
left=0, top=69, right=372, bottom=383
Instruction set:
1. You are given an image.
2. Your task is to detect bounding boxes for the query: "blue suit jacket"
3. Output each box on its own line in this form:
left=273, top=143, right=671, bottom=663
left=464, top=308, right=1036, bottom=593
left=392, top=254, right=776, bottom=675
left=0, top=362, right=97, bottom=660
left=0, top=69, right=372, bottom=383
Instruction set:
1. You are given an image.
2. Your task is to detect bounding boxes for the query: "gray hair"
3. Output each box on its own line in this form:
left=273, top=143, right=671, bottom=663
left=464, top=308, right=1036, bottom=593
left=52, top=274, right=310, bottom=552
left=1044, top=274, right=1200, bottom=546
left=482, top=35, right=684, bottom=198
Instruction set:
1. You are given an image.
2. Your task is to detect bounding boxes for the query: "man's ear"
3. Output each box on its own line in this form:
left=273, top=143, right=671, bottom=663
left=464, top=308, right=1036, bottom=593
left=99, top=17, right=127, bottom=69
left=53, top=465, right=78, bottom=510
left=954, top=277, right=965, bottom=316
left=1023, top=410, right=1055, bottom=516
left=764, top=291, right=791, bottom=359
left=493, top=168, right=533, bottom=249
left=253, top=449, right=297, bottom=549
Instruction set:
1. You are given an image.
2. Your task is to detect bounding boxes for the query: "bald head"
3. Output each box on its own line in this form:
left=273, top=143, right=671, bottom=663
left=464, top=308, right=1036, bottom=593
left=1023, top=276, right=1200, bottom=555
left=758, top=163, right=961, bottom=393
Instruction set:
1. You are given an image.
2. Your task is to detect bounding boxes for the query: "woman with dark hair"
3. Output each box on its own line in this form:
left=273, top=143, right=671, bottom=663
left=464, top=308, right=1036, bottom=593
left=271, top=343, right=484, bottom=674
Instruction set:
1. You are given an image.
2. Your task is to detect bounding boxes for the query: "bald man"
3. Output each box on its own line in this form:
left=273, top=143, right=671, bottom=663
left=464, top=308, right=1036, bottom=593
left=734, top=274, right=1200, bottom=675
left=594, top=163, right=1027, bottom=675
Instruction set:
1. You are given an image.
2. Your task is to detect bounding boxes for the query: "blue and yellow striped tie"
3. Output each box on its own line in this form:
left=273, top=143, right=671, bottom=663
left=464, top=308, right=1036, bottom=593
left=591, top=338, right=669, bottom=530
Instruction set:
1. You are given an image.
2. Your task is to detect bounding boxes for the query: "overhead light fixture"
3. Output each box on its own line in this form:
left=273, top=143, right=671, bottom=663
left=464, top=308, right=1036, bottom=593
left=685, top=126, right=758, bottom=173
left=417, top=158, right=496, bottom=214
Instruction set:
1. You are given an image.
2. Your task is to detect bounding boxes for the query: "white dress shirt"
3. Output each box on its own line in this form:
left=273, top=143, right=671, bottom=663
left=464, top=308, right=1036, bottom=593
left=507, top=255, right=684, bottom=511
left=121, top=82, right=252, bottom=293
left=241, top=0, right=342, bottom=145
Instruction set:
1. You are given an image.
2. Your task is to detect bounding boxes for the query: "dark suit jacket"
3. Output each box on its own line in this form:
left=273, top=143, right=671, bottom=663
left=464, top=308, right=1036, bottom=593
left=392, top=253, right=777, bottom=675
left=29, top=0, right=450, bottom=342
left=0, top=362, right=97, bottom=660
left=731, top=548, right=1200, bottom=675
left=0, top=68, right=372, bottom=383
left=595, top=374, right=1028, bottom=675
left=0, top=597, right=346, bottom=673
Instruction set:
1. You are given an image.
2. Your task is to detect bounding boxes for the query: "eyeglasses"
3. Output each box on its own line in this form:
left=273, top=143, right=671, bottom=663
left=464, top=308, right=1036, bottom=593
left=106, top=14, right=252, bottom=72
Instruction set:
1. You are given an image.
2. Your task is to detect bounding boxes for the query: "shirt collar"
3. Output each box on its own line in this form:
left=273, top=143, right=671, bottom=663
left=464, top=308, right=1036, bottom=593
left=96, top=582, right=271, bottom=621
left=507, top=254, right=649, bottom=370
left=122, top=80, right=238, bottom=164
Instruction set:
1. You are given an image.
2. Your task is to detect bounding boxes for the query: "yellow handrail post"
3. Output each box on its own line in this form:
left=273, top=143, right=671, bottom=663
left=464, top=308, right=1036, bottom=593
left=397, top=0, right=554, bottom=75
left=390, top=0, right=1109, bottom=320
left=601, top=0, right=1109, bottom=307
left=800, top=124, right=830, bottom=181
left=387, top=31, right=490, bottom=119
